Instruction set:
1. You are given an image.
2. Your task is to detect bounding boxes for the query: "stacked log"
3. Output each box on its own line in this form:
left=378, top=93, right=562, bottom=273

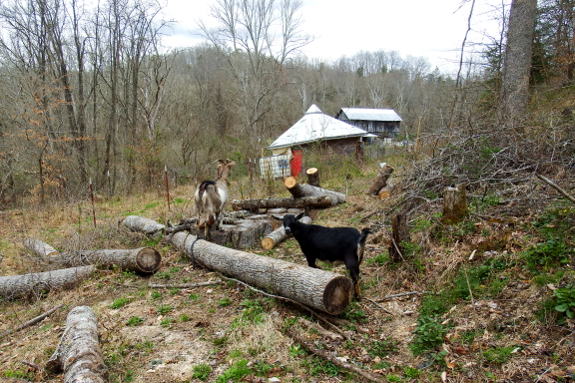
left=367, top=163, right=394, bottom=197
left=284, top=176, right=345, bottom=205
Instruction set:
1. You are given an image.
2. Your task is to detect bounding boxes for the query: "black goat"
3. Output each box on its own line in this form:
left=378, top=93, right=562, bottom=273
left=273, top=213, right=370, bottom=297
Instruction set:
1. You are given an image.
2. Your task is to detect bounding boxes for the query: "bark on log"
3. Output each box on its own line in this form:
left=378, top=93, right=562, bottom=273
left=261, top=216, right=312, bottom=250
left=46, top=306, right=107, bottom=382
left=442, top=183, right=468, bottom=224
left=169, top=231, right=352, bottom=315
left=232, top=196, right=334, bottom=211
left=306, top=167, right=320, bottom=187
left=367, top=164, right=394, bottom=195
left=53, top=248, right=161, bottom=274
left=388, top=214, right=410, bottom=263
left=378, top=180, right=395, bottom=199
left=0, top=266, right=95, bottom=300
left=121, top=215, right=166, bottom=234
left=284, top=176, right=345, bottom=205
left=23, top=238, right=58, bottom=258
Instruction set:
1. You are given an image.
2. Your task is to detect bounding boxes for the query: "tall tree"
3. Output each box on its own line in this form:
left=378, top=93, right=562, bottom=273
left=499, top=0, right=537, bottom=130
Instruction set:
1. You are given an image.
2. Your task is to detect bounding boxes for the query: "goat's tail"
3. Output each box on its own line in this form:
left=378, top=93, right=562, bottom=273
left=357, top=228, right=371, bottom=265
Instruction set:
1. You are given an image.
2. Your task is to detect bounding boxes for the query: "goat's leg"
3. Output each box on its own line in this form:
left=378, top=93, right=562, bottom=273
left=347, top=264, right=361, bottom=299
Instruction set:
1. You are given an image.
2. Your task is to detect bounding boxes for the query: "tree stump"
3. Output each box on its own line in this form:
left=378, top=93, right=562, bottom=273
left=168, top=230, right=352, bottom=315
left=284, top=176, right=345, bottom=205
left=261, top=215, right=312, bottom=250
left=388, top=214, right=410, bottom=262
left=46, top=306, right=107, bottom=382
left=442, top=183, right=468, bottom=224
left=306, top=167, right=320, bottom=187
left=367, top=163, right=394, bottom=195
left=0, top=266, right=95, bottom=300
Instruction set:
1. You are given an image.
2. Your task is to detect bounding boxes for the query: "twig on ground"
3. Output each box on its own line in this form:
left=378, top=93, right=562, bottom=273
left=537, top=174, right=575, bottom=204
left=0, top=304, right=63, bottom=339
left=362, top=297, right=394, bottom=315
left=375, top=291, right=435, bottom=302
left=148, top=280, right=225, bottom=289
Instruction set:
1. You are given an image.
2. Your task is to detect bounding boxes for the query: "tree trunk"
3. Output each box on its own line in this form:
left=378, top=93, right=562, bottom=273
left=169, top=231, right=352, bottom=315
left=442, top=183, right=468, bottom=224
left=54, top=248, right=161, bottom=274
left=388, top=214, right=410, bottom=262
left=232, top=196, right=334, bottom=211
left=284, top=176, right=345, bottom=205
left=367, top=164, right=394, bottom=195
left=261, top=216, right=312, bottom=250
left=306, top=167, right=320, bottom=187
left=22, top=238, right=58, bottom=258
left=0, top=266, right=95, bottom=300
left=499, top=0, right=537, bottom=131
left=46, top=306, right=107, bottom=383
left=121, top=215, right=166, bottom=234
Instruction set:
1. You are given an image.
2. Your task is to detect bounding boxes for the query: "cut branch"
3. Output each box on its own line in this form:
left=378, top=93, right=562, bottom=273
left=261, top=215, right=312, bottom=250
left=284, top=176, right=345, bottom=205
left=0, top=304, right=63, bottom=339
left=232, top=196, right=334, bottom=211
left=367, top=164, right=394, bottom=196
left=537, top=174, right=575, bottom=204
left=121, top=215, right=166, bottom=234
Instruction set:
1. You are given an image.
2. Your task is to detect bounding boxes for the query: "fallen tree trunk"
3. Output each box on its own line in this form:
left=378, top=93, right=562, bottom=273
left=46, top=306, right=107, bottom=382
left=367, top=163, right=394, bottom=196
left=232, top=196, right=334, bottom=211
left=22, top=238, right=59, bottom=258
left=0, top=266, right=95, bottom=300
left=261, top=215, right=312, bottom=250
left=284, top=176, right=345, bottom=205
left=53, top=248, right=162, bottom=274
left=121, top=215, right=166, bottom=234
left=168, top=230, right=352, bottom=315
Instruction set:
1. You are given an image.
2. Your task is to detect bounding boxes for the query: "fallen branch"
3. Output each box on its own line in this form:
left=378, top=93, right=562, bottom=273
left=0, top=304, right=63, bottom=339
left=285, top=327, right=385, bottom=383
left=537, top=174, right=575, bottom=204
left=148, top=280, right=225, bottom=289
left=375, top=291, right=435, bottom=302
left=362, top=297, right=394, bottom=315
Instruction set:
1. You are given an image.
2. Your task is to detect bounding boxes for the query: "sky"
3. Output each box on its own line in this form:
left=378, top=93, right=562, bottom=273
left=159, top=0, right=508, bottom=74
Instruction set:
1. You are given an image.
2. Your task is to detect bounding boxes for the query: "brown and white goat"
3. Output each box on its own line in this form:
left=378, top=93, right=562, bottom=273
left=194, top=159, right=236, bottom=239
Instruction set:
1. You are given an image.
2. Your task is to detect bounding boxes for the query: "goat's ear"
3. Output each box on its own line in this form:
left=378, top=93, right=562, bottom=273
left=295, top=212, right=305, bottom=221
left=215, top=159, right=224, bottom=164
left=271, top=214, right=283, bottom=221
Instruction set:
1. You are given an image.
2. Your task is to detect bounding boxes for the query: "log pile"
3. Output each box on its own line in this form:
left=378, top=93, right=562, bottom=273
left=367, top=163, right=394, bottom=199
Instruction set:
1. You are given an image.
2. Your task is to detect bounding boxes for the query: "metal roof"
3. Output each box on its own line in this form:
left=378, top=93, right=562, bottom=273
left=268, top=104, right=370, bottom=150
left=340, top=108, right=403, bottom=122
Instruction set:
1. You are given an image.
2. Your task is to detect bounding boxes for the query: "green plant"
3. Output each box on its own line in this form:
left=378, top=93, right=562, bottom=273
left=156, top=304, right=172, bottom=315
left=367, top=337, right=398, bottom=358
left=180, top=314, right=190, bottom=322
left=554, top=284, right=575, bottom=322
left=189, top=293, right=200, bottom=301
left=126, top=316, right=144, bottom=326
left=366, top=252, right=389, bottom=266
left=403, top=366, right=422, bottom=378
left=150, top=291, right=162, bottom=300
left=304, top=356, right=340, bottom=377
left=192, top=363, right=212, bottom=381
left=109, top=297, right=130, bottom=309
left=409, top=315, right=448, bottom=355
left=288, top=344, right=306, bottom=358
left=342, top=302, right=368, bottom=323
left=160, top=318, right=175, bottom=327
left=481, top=345, right=517, bottom=365
left=219, top=297, right=233, bottom=307
left=216, top=358, right=251, bottom=383
left=3, top=369, right=35, bottom=380
left=155, top=271, right=171, bottom=280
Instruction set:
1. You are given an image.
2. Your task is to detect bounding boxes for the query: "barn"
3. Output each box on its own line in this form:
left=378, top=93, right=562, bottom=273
left=260, top=104, right=373, bottom=178
left=335, top=107, right=402, bottom=139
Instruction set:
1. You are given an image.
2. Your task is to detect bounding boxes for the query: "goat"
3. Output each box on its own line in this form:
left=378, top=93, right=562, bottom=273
left=194, top=159, right=236, bottom=239
left=273, top=212, right=371, bottom=297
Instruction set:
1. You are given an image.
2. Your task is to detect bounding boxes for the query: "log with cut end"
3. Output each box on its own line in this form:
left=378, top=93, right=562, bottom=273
left=121, top=215, right=166, bottom=234
left=284, top=176, right=345, bottom=205
left=23, top=238, right=59, bottom=258
left=0, top=266, right=95, bottom=300
left=367, top=163, right=394, bottom=195
left=378, top=179, right=395, bottom=199
left=169, top=230, right=352, bottom=315
left=261, top=215, right=312, bottom=250
left=46, top=306, right=107, bottom=382
left=306, top=167, right=320, bottom=187
left=232, top=196, right=334, bottom=211
left=54, top=248, right=161, bottom=274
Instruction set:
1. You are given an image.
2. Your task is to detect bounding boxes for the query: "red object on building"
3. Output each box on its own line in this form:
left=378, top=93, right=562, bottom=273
left=290, top=150, right=303, bottom=177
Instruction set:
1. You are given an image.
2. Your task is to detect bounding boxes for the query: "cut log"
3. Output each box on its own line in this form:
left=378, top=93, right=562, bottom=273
left=442, top=183, right=468, bottom=224
left=121, top=215, right=166, bottom=234
left=53, top=247, right=161, bottom=274
left=388, top=214, right=410, bottom=262
left=306, top=167, right=320, bottom=187
left=367, top=163, right=394, bottom=195
left=46, top=306, right=107, bottom=382
left=284, top=176, right=345, bottom=205
left=22, top=238, right=58, bottom=258
left=0, top=265, right=95, bottom=300
left=261, top=216, right=312, bottom=250
left=378, top=179, right=395, bottom=199
left=232, top=196, right=334, bottom=211
left=169, top=230, right=352, bottom=315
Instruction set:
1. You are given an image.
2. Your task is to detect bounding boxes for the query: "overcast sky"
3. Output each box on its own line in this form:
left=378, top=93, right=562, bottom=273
left=159, top=0, right=509, bottom=74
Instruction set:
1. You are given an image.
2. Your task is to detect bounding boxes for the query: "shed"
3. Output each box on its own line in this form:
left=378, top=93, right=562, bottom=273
left=268, top=104, right=372, bottom=156
left=335, top=108, right=402, bottom=139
